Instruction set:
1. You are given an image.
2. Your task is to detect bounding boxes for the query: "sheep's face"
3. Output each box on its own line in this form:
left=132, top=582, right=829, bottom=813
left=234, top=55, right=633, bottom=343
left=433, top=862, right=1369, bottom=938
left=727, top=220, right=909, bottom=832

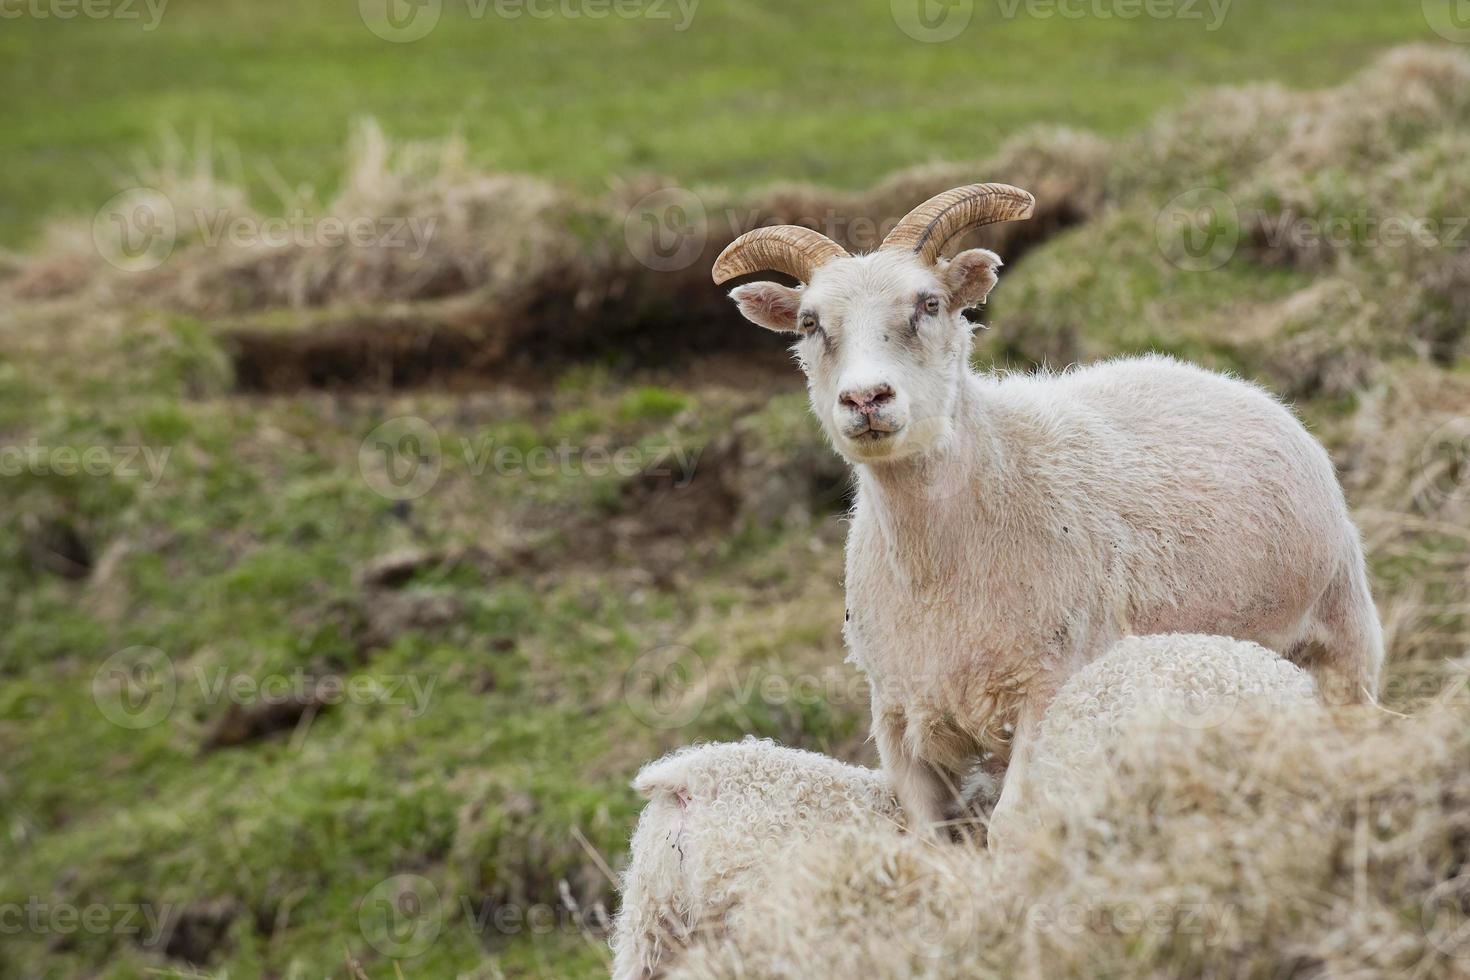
left=731, top=248, right=1001, bottom=465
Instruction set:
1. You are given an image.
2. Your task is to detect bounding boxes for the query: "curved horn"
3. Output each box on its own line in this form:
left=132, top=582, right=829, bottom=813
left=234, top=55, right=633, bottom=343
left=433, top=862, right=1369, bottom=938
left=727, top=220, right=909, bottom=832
left=711, top=226, right=850, bottom=285
left=881, top=183, right=1036, bottom=265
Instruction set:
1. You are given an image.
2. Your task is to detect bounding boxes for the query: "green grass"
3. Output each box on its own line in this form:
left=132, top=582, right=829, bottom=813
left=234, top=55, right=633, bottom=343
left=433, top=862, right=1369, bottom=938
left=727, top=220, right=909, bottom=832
left=0, top=0, right=1441, bottom=249
left=0, top=300, right=859, bottom=976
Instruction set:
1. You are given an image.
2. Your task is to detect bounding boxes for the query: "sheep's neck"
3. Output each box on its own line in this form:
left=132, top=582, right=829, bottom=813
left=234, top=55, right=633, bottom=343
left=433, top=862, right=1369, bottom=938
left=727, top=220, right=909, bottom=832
left=857, top=375, right=1000, bottom=590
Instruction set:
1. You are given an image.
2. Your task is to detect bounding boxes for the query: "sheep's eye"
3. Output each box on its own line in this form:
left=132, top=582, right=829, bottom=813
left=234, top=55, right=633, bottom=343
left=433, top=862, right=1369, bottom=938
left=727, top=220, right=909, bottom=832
left=799, top=312, right=819, bottom=333
left=922, top=296, right=942, bottom=316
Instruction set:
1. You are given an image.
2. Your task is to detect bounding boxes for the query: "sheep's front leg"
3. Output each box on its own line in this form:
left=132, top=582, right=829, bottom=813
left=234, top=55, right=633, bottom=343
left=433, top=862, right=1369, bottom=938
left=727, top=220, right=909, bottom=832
left=875, top=710, right=950, bottom=838
left=986, top=736, right=1031, bottom=852
left=986, top=700, right=1048, bottom=852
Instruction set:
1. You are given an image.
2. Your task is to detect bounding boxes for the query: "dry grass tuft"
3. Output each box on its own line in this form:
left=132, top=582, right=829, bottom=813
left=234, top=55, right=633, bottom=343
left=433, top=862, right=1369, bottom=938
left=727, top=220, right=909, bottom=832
left=1251, top=279, right=1384, bottom=399
left=1333, top=366, right=1470, bottom=685
left=150, top=121, right=592, bottom=314
left=988, top=45, right=1470, bottom=376
left=14, top=119, right=1113, bottom=391
left=664, top=699, right=1470, bottom=979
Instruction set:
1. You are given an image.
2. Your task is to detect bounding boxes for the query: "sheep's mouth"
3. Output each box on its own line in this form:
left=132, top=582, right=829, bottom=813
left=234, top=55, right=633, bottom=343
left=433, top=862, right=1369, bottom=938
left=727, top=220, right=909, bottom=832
left=842, top=417, right=904, bottom=442
left=843, top=425, right=909, bottom=458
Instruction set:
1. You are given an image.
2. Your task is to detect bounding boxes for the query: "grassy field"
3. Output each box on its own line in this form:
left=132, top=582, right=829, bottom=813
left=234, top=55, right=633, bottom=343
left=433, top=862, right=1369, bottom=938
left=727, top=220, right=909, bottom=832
left=2, top=4, right=1469, bottom=980
left=0, top=0, right=1443, bottom=249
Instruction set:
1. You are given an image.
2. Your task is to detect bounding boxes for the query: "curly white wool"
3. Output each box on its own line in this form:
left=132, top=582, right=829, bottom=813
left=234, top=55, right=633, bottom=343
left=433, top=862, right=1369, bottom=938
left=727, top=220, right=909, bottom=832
left=611, top=738, right=900, bottom=980
left=988, top=633, right=1320, bottom=849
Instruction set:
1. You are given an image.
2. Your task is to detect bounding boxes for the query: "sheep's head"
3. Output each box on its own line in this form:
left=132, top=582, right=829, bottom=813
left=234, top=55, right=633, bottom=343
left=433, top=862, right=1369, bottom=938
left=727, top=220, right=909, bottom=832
left=714, top=184, right=1034, bottom=464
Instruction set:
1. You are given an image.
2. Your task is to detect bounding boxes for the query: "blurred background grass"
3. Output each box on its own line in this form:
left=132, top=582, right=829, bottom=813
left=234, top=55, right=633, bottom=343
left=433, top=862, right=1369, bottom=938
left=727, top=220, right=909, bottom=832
left=0, top=0, right=1438, bottom=247
left=2, top=2, right=1468, bottom=979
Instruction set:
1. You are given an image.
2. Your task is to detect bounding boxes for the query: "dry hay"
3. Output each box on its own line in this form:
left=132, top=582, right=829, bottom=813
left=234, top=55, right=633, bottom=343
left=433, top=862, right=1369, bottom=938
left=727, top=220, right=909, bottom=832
left=9, top=119, right=1110, bottom=391
left=217, top=124, right=1106, bottom=391
left=985, top=45, right=1470, bottom=383
left=659, top=698, right=1470, bottom=979
left=1335, top=365, right=1470, bottom=685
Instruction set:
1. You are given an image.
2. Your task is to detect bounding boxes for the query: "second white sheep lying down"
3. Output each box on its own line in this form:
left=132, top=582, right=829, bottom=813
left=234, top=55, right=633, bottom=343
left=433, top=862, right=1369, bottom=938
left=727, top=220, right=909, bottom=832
left=614, top=635, right=1322, bottom=976
left=988, top=633, right=1321, bottom=849
left=611, top=739, right=901, bottom=980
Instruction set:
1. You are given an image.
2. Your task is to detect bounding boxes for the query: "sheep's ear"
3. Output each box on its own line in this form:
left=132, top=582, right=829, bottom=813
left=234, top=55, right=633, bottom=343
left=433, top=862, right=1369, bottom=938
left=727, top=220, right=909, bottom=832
left=729, top=282, right=802, bottom=334
left=632, top=754, right=691, bottom=800
left=941, top=248, right=1002, bottom=311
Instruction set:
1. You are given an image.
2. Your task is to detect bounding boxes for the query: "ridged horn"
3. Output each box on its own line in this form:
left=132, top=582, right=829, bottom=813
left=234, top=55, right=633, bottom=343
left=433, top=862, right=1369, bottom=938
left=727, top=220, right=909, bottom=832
left=881, top=183, right=1036, bottom=265
left=711, top=226, right=850, bottom=285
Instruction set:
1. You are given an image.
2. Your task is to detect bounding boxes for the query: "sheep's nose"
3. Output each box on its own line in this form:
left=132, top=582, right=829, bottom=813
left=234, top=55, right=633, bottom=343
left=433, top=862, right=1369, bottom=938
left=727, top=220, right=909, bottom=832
left=839, top=383, right=895, bottom=415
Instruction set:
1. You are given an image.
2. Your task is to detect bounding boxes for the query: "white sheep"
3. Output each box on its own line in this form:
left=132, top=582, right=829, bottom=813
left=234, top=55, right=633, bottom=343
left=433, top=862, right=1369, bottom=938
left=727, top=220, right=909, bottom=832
left=985, top=632, right=1321, bottom=849
left=713, top=183, right=1384, bottom=835
left=610, top=738, right=901, bottom=980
